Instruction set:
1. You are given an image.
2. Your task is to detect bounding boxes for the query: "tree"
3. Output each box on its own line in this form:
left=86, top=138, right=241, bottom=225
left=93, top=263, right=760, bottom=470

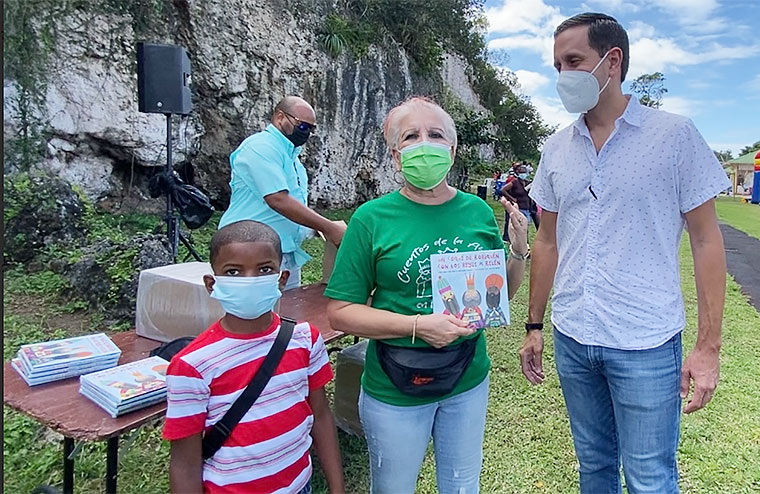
left=739, top=140, right=760, bottom=156
left=714, top=150, right=733, bottom=163
left=630, top=72, right=668, bottom=109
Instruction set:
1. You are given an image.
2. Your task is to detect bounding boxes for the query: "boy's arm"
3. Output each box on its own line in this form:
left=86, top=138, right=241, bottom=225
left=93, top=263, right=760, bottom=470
left=169, top=433, right=204, bottom=493
left=308, top=387, right=345, bottom=494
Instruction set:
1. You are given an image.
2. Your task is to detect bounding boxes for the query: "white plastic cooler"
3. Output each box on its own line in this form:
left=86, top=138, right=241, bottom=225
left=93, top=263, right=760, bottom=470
left=135, top=262, right=224, bottom=342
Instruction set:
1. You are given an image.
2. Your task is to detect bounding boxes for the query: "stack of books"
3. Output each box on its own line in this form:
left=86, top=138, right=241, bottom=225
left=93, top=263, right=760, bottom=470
left=11, top=333, right=121, bottom=386
left=79, top=356, right=169, bottom=418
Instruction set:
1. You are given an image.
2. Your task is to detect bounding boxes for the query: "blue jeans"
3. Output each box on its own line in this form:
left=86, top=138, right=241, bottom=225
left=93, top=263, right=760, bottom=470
left=296, top=480, right=311, bottom=494
left=359, top=376, right=489, bottom=494
left=554, top=328, right=682, bottom=494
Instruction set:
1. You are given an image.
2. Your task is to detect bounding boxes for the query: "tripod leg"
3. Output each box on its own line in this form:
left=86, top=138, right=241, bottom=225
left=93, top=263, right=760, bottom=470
left=178, top=231, right=203, bottom=262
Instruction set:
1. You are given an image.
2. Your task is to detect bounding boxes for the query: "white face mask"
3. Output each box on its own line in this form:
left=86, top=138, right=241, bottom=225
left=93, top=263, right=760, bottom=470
left=556, top=50, right=612, bottom=113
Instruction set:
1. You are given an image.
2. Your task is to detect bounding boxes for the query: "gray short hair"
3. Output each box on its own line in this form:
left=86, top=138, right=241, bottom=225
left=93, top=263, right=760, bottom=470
left=382, top=96, right=457, bottom=150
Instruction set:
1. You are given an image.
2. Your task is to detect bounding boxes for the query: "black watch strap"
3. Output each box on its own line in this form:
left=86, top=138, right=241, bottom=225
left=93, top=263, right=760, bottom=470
left=525, top=322, right=544, bottom=331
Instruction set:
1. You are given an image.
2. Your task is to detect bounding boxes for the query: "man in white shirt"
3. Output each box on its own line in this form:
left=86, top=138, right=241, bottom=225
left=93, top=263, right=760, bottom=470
left=519, top=13, right=730, bottom=494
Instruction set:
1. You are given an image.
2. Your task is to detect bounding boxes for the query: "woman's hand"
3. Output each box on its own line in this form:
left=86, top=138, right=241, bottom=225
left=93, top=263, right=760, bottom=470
left=501, top=198, right=529, bottom=255
left=414, top=314, right=474, bottom=348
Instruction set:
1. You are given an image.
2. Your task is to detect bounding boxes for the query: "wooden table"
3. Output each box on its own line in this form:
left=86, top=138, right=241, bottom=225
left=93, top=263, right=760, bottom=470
left=3, top=283, right=344, bottom=493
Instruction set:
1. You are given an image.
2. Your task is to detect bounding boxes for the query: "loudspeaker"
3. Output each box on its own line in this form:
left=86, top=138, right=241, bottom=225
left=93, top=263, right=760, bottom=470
left=137, top=42, right=191, bottom=115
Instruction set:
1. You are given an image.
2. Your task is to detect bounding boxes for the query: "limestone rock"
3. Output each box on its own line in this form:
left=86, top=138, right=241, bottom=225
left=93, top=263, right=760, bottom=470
left=3, top=172, right=86, bottom=264
left=63, top=233, right=173, bottom=323
left=3, top=0, right=488, bottom=210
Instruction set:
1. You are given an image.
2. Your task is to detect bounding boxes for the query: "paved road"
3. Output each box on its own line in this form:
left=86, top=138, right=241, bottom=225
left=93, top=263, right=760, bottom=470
left=720, top=223, right=760, bottom=312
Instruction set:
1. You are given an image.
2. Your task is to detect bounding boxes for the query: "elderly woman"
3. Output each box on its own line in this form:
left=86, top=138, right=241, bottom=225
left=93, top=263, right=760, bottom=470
left=325, top=97, right=529, bottom=494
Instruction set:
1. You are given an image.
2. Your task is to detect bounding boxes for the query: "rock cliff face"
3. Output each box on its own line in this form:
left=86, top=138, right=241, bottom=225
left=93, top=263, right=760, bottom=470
left=4, top=0, right=484, bottom=210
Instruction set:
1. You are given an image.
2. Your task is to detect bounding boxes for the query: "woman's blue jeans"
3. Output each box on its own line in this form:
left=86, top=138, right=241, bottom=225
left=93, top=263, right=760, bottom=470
left=358, top=376, right=489, bottom=494
left=554, top=328, right=682, bottom=494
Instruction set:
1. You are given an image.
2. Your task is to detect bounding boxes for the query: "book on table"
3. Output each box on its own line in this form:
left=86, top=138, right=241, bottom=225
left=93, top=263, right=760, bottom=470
left=13, top=333, right=121, bottom=386
left=79, top=356, right=169, bottom=418
left=430, top=249, right=510, bottom=329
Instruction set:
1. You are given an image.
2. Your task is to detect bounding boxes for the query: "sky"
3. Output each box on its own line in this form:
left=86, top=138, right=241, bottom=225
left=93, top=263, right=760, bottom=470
left=483, top=0, right=760, bottom=157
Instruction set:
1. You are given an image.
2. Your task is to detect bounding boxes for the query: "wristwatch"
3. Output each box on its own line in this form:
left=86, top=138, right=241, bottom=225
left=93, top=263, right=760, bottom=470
left=525, top=322, right=544, bottom=332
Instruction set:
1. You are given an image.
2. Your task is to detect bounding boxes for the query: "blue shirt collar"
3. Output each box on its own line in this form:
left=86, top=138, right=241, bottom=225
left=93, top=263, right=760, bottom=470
left=573, top=94, right=642, bottom=137
left=265, top=123, right=300, bottom=155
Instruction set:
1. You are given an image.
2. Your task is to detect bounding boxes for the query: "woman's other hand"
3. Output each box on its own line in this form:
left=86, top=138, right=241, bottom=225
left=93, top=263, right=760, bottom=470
left=502, top=199, right=529, bottom=255
left=415, top=314, right=474, bottom=348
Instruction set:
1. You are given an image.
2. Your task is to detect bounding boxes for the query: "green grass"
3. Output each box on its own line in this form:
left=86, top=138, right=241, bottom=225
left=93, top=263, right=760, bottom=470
left=3, top=200, right=759, bottom=493
left=716, top=196, right=760, bottom=240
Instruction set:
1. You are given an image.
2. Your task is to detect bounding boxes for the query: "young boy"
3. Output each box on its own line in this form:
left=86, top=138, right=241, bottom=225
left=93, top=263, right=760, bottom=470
left=163, top=220, right=345, bottom=494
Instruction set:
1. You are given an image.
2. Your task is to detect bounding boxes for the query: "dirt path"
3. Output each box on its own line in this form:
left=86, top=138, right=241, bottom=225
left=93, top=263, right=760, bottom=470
left=720, top=223, right=760, bottom=312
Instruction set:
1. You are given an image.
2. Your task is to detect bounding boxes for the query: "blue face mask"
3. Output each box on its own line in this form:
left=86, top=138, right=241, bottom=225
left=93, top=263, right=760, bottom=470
left=518, top=173, right=529, bottom=180
left=209, top=273, right=282, bottom=320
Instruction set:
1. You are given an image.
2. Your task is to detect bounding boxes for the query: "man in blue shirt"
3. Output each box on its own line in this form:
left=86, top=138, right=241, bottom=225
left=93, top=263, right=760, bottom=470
left=519, top=13, right=729, bottom=494
left=219, top=96, right=346, bottom=289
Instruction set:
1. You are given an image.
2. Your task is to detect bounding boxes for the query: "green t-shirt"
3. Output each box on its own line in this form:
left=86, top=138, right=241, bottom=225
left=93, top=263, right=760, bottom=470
left=324, top=190, right=505, bottom=406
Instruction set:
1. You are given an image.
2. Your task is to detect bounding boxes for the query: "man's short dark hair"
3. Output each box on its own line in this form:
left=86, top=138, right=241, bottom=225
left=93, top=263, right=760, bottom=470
left=555, top=13, right=630, bottom=82
left=209, top=220, right=282, bottom=266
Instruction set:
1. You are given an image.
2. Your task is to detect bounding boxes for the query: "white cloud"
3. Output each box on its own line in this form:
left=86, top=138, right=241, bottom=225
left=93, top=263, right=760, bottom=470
left=514, top=69, right=551, bottom=94
left=660, top=96, right=699, bottom=117
left=648, top=0, right=719, bottom=23
left=485, top=0, right=565, bottom=68
left=485, top=0, right=563, bottom=35
left=627, top=21, right=656, bottom=41
left=746, top=74, right=760, bottom=91
left=627, top=37, right=760, bottom=79
left=488, top=35, right=555, bottom=67
left=580, top=0, right=642, bottom=14
left=531, top=95, right=576, bottom=129
left=707, top=142, right=746, bottom=157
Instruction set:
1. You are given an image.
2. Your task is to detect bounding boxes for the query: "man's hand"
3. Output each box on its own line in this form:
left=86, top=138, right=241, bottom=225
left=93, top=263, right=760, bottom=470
left=519, top=330, right=545, bottom=384
left=415, top=314, right=474, bottom=348
left=680, top=346, right=720, bottom=414
left=323, top=220, right=347, bottom=247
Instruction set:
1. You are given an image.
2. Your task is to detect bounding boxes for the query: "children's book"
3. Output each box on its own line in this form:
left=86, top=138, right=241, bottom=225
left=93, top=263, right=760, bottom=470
left=430, top=249, right=510, bottom=329
left=12, top=358, right=119, bottom=386
left=18, top=333, right=121, bottom=372
left=80, top=357, right=169, bottom=417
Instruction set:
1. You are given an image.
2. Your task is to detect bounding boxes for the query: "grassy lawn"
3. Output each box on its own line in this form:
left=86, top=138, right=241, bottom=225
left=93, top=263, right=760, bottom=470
left=4, top=199, right=759, bottom=493
left=715, top=196, right=760, bottom=240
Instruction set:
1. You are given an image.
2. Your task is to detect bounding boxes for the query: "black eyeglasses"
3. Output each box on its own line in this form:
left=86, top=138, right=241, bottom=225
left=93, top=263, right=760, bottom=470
left=281, top=110, right=316, bottom=132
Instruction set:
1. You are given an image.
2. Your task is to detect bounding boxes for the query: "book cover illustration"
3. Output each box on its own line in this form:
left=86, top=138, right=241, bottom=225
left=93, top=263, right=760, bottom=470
left=80, top=357, right=169, bottom=404
left=19, top=333, right=121, bottom=370
left=430, top=249, right=510, bottom=328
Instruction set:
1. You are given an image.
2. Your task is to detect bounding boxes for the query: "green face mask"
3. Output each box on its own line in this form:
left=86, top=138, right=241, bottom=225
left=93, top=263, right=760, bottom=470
left=399, top=141, right=453, bottom=190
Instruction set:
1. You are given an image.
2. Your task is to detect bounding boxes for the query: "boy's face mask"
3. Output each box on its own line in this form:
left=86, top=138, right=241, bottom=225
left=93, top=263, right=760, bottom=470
left=399, top=141, right=453, bottom=190
left=209, top=273, right=282, bottom=320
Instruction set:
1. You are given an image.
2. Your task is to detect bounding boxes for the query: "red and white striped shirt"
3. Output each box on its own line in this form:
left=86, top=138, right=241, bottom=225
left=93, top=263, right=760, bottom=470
left=162, top=313, right=333, bottom=493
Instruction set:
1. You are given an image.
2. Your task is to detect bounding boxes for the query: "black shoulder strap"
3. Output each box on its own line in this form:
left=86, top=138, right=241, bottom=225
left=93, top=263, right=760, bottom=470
left=201, top=317, right=296, bottom=460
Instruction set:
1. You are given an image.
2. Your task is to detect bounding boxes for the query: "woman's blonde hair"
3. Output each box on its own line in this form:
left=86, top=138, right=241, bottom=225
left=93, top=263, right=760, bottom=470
left=382, top=96, right=457, bottom=150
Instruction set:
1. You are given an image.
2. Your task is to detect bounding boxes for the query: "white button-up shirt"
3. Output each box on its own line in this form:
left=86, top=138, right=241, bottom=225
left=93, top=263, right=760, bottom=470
left=530, top=96, right=730, bottom=350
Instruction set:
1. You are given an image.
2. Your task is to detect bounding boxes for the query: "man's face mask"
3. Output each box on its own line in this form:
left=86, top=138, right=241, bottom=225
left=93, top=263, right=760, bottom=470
left=399, top=141, right=453, bottom=190
left=209, top=273, right=282, bottom=320
left=556, top=50, right=612, bottom=113
left=281, top=111, right=314, bottom=147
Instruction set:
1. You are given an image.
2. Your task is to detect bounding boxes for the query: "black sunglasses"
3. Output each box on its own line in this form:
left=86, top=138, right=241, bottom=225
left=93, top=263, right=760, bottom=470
left=281, top=110, right=316, bottom=132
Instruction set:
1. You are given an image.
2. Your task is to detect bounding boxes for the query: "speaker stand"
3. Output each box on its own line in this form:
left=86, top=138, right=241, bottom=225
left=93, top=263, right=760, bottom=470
left=163, top=113, right=202, bottom=264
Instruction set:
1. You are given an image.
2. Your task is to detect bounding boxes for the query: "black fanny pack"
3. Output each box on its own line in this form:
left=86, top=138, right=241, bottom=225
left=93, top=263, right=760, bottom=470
left=376, top=333, right=480, bottom=397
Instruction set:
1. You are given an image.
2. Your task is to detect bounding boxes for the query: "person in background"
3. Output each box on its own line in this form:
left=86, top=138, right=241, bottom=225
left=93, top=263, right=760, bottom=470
left=219, top=96, right=346, bottom=290
left=500, top=163, right=533, bottom=244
